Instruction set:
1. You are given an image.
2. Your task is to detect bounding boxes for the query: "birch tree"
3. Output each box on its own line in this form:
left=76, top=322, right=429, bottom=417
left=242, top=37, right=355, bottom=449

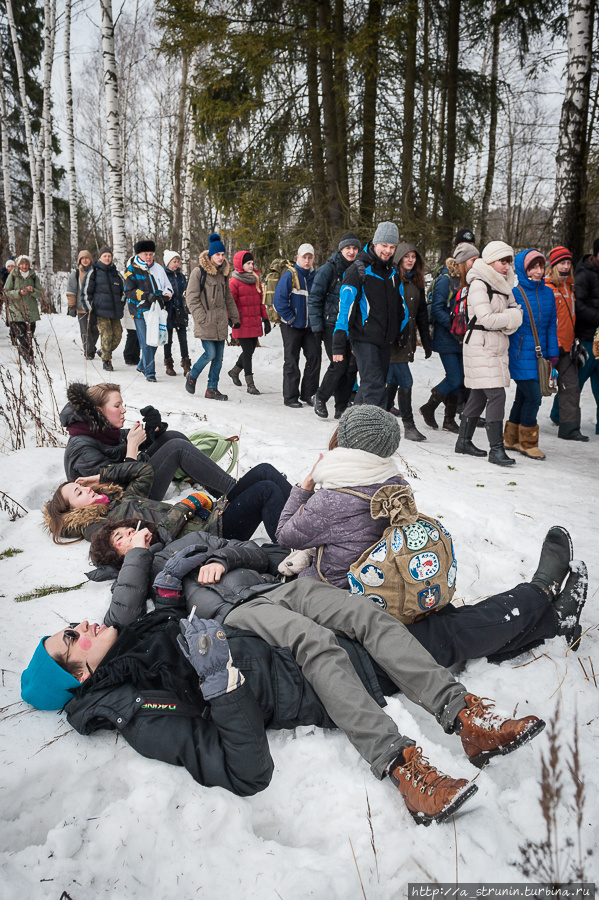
left=5, top=0, right=45, bottom=271
left=0, top=31, right=16, bottom=255
left=64, top=0, right=79, bottom=267
left=100, top=0, right=127, bottom=266
left=42, top=0, right=56, bottom=299
left=181, top=50, right=201, bottom=274
left=553, top=0, right=594, bottom=259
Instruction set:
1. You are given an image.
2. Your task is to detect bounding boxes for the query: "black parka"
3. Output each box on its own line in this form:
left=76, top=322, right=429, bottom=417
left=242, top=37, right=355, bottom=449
left=82, top=261, right=125, bottom=319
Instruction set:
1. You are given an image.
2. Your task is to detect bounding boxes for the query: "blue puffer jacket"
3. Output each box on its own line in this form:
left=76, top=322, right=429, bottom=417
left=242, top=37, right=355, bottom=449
left=508, top=250, right=559, bottom=381
left=273, top=264, right=315, bottom=329
left=430, top=267, right=462, bottom=354
left=163, top=265, right=188, bottom=330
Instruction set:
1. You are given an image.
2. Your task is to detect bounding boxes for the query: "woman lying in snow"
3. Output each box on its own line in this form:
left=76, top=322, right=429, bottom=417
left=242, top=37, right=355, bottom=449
left=276, top=405, right=586, bottom=658
left=21, top=528, right=549, bottom=825
left=43, top=458, right=290, bottom=545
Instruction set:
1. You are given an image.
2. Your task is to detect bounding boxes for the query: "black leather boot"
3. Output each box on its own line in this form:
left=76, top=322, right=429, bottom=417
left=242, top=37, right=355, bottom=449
left=398, top=388, right=426, bottom=441
left=419, top=388, right=444, bottom=429
left=486, top=421, right=515, bottom=466
left=455, top=416, right=487, bottom=457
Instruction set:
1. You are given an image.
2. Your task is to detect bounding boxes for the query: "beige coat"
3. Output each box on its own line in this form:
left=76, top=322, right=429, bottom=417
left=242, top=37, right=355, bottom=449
left=186, top=251, right=239, bottom=341
left=463, top=259, right=522, bottom=389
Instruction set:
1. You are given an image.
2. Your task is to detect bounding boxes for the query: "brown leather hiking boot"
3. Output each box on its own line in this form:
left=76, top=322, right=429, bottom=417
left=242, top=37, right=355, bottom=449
left=388, top=746, right=478, bottom=826
left=457, top=695, right=545, bottom=768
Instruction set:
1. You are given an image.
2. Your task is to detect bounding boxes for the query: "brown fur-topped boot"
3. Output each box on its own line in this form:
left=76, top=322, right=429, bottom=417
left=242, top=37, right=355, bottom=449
left=181, top=357, right=191, bottom=376
left=503, top=420, right=521, bottom=451
left=518, top=424, right=546, bottom=459
left=388, top=746, right=478, bottom=825
left=165, top=357, right=176, bottom=376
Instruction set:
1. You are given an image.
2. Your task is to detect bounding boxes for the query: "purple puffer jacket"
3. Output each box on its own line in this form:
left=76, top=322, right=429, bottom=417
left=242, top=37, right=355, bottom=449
left=276, top=476, right=409, bottom=589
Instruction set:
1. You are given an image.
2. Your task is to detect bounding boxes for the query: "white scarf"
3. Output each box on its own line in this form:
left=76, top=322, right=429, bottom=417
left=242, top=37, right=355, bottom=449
left=312, top=447, right=399, bottom=489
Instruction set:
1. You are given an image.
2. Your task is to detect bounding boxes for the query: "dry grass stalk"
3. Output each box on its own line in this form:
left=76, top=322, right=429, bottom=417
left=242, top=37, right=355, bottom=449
left=365, top=789, right=379, bottom=883
left=0, top=491, right=28, bottom=521
left=348, top=836, right=368, bottom=900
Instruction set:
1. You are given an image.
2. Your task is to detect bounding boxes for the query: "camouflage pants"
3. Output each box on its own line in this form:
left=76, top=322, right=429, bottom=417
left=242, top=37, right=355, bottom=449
left=97, top=316, right=123, bottom=361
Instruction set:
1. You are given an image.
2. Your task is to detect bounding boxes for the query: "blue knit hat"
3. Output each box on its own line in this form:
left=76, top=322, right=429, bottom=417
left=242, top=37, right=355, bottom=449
left=208, top=233, right=226, bottom=257
left=21, top=638, right=81, bottom=710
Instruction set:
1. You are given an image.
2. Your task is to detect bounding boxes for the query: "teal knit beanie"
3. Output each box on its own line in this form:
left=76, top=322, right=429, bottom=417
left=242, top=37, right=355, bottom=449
left=21, top=638, right=81, bottom=710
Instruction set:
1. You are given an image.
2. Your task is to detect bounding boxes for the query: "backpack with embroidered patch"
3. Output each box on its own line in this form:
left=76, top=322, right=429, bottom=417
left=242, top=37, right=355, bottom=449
left=319, top=484, right=456, bottom=624
left=263, top=259, right=299, bottom=324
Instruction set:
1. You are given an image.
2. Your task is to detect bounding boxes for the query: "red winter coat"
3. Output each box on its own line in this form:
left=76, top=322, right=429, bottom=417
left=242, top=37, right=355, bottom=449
left=230, top=255, right=268, bottom=339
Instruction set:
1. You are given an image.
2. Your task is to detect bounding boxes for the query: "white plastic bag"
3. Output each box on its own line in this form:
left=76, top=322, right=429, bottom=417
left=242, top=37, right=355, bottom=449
left=144, top=301, right=168, bottom=347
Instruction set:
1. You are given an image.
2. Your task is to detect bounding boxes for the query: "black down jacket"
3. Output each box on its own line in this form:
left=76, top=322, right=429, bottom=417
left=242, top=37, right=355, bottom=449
left=82, top=261, right=125, bottom=319
left=65, top=607, right=388, bottom=796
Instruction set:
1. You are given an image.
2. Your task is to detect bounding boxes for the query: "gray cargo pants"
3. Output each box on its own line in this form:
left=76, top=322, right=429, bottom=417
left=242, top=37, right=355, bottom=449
left=226, top=578, right=469, bottom=778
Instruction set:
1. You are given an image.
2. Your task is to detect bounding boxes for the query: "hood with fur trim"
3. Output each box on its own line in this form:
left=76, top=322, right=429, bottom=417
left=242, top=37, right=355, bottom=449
left=198, top=249, right=230, bottom=277
left=43, top=483, right=123, bottom=539
left=60, top=383, right=112, bottom=432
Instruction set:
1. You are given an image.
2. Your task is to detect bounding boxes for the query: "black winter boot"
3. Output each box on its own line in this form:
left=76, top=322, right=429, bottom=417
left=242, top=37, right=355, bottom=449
left=442, top=393, right=460, bottom=433
left=313, top=395, right=328, bottom=418
left=398, top=388, right=426, bottom=441
left=531, top=526, right=573, bottom=597
left=228, top=364, right=242, bottom=386
left=455, top=416, right=487, bottom=457
left=486, top=421, right=515, bottom=466
left=419, top=388, right=444, bottom=429
left=386, top=383, right=399, bottom=414
left=552, top=561, right=587, bottom=650
left=558, top=422, right=589, bottom=442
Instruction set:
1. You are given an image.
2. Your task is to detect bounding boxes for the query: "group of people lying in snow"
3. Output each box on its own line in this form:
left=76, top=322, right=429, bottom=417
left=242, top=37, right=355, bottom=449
left=20, top=382, right=588, bottom=826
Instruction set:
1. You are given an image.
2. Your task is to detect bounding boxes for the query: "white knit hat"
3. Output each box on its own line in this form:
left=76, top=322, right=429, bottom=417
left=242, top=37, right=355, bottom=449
left=163, top=250, right=181, bottom=267
left=482, top=241, right=514, bottom=264
left=297, top=243, right=315, bottom=257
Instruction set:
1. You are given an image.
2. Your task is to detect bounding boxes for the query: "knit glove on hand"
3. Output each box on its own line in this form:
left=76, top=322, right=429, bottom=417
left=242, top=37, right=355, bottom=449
left=67, top=306, right=77, bottom=317
left=140, top=405, right=168, bottom=444
left=180, top=491, right=213, bottom=519
left=177, top=617, right=243, bottom=700
left=228, top=318, right=241, bottom=330
left=262, top=318, right=272, bottom=335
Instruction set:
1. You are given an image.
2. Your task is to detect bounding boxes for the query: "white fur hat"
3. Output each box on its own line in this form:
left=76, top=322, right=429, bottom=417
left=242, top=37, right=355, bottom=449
left=163, top=250, right=181, bottom=267
left=482, top=241, right=514, bottom=264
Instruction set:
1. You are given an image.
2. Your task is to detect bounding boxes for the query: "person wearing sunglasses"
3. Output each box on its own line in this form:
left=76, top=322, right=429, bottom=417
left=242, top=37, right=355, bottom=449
left=455, top=241, right=523, bottom=465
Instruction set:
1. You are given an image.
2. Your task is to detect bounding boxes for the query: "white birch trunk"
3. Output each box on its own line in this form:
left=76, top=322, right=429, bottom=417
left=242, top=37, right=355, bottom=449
left=553, top=0, right=594, bottom=256
left=42, top=0, right=56, bottom=302
left=0, top=32, right=16, bottom=255
left=5, top=0, right=46, bottom=272
left=100, top=0, right=127, bottom=267
left=181, top=51, right=201, bottom=275
left=64, top=0, right=78, bottom=268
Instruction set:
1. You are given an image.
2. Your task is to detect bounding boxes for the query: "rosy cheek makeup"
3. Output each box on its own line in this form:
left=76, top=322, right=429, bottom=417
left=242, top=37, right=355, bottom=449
left=79, top=636, right=92, bottom=651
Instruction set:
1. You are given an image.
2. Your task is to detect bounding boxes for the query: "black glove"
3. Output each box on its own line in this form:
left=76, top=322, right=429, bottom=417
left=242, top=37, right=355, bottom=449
left=424, top=348, right=432, bottom=359
left=262, top=318, right=272, bottom=335
left=67, top=306, right=77, bottom=318
left=140, top=405, right=168, bottom=444
left=177, top=617, right=242, bottom=700
left=153, top=293, right=166, bottom=309
left=229, top=320, right=241, bottom=330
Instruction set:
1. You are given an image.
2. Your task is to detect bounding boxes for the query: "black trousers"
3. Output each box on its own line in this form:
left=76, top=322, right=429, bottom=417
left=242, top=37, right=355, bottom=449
left=235, top=337, right=258, bottom=376
left=164, top=325, right=189, bottom=361
left=317, top=328, right=357, bottom=411
left=352, top=340, right=391, bottom=408
left=123, top=328, right=140, bottom=365
left=78, top=310, right=98, bottom=359
left=222, top=463, right=292, bottom=541
left=280, top=323, right=322, bottom=403
left=9, top=321, right=36, bottom=357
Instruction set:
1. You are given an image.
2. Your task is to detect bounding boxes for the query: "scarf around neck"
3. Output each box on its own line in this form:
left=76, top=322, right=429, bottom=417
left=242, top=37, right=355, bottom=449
left=66, top=420, right=122, bottom=445
left=231, top=270, right=262, bottom=290
left=312, top=447, right=399, bottom=489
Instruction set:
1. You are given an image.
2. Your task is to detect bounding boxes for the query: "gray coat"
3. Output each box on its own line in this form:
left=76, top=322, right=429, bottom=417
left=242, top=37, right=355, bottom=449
left=104, top=533, right=280, bottom=628
left=275, top=477, right=408, bottom=589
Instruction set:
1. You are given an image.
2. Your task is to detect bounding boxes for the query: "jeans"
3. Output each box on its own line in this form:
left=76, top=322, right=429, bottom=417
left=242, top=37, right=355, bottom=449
left=386, top=361, right=413, bottom=389
left=509, top=379, right=542, bottom=427
left=222, top=463, right=292, bottom=541
left=577, top=339, right=599, bottom=432
left=134, top=316, right=157, bottom=378
left=435, top=351, right=463, bottom=396
left=352, top=341, right=391, bottom=408
left=190, top=339, right=225, bottom=389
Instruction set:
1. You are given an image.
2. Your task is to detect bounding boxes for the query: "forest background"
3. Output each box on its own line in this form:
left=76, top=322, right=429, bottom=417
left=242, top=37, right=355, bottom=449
left=1, top=0, right=598, bottom=296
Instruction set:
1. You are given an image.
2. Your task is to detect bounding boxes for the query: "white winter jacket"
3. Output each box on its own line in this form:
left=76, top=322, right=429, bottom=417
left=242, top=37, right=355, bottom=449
left=463, top=259, right=523, bottom=389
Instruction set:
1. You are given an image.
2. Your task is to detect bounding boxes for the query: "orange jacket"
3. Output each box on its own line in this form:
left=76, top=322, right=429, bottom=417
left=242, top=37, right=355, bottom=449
left=546, top=275, right=575, bottom=351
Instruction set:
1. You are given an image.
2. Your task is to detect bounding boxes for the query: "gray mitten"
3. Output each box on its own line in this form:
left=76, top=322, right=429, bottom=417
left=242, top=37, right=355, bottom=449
left=177, top=617, right=242, bottom=701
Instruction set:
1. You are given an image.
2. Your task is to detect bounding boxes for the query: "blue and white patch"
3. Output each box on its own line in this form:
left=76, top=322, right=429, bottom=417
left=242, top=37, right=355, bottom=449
left=447, top=561, right=457, bottom=589
left=369, top=594, right=387, bottom=610
left=390, top=528, right=404, bottom=553
left=421, top=521, right=440, bottom=543
left=402, top=522, right=429, bottom=551
left=434, top=518, right=452, bottom=539
left=417, top=585, right=441, bottom=612
left=369, top=538, right=388, bottom=563
left=360, top=564, right=385, bottom=587
left=348, top=572, right=365, bottom=594
left=408, top=552, right=440, bottom=581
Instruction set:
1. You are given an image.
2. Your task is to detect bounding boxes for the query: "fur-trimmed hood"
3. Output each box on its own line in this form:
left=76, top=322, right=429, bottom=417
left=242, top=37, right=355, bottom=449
left=198, top=250, right=230, bottom=277
left=60, top=383, right=112, bottom=432
left=467, top=257, right=514, bottom=296
left=43, top=483, right=123, bottom=539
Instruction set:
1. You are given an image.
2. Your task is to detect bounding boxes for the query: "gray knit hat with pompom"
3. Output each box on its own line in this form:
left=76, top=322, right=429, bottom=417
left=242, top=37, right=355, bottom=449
left=337, top=405, right=401, bottom=457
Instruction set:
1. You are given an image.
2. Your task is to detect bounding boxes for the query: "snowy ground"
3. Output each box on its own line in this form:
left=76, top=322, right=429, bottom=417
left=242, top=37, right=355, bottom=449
left=0, top=311, right=597, bottom=898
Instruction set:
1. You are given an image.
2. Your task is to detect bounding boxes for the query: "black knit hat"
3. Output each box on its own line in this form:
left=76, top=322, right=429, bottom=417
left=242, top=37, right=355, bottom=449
left=338, top=232, right=361, bottom=252
left=337, top=405, right=401, bottom=457
left=98, top=246, right=112, bottom=257
left=454, top=228, right=475, bottom=246
left=134, top=239, right=156, bottom=254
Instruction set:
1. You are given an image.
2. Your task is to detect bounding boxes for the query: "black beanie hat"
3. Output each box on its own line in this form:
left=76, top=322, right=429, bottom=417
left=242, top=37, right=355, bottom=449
left=134, top=239, right=156, bottom=254
left=338, top=232, right=361, bottom=252
left=454, top=228, right=475, bottom=246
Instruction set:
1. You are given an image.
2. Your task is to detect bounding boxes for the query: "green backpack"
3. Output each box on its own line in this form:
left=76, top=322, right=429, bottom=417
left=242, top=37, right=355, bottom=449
left=174, top=430, right=239, bottom=482
left=263, top=259, right=300, bottom=324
